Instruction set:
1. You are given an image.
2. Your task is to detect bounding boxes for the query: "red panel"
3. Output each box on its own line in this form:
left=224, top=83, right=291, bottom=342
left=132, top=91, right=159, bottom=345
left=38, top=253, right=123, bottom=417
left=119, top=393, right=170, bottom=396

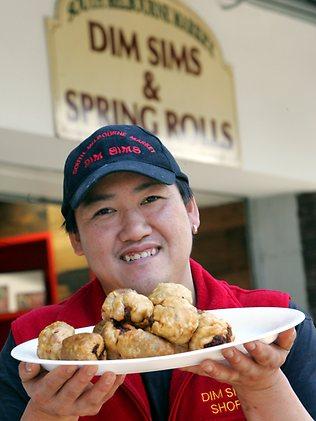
left=0, top=232, right=58, bottom=349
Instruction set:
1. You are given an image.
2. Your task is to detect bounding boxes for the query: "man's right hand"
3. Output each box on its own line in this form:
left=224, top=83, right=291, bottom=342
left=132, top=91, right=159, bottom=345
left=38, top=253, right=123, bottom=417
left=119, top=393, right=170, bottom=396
left=19, top=362, right=125, bottom=420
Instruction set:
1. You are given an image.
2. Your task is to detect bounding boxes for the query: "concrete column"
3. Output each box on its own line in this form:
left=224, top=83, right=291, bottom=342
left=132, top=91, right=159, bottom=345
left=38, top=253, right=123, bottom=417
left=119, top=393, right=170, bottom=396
left=246, top=194, right=309, bottom=310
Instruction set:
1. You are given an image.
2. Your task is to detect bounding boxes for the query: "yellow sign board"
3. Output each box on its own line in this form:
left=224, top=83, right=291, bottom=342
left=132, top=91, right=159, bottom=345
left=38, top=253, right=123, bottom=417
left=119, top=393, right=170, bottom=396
left=46, top=0, right=240, bottom=166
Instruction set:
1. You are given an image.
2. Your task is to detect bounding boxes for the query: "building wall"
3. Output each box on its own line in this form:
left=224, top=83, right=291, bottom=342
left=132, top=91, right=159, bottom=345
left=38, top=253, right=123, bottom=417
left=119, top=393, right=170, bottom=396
left=0, top=0, right=316, bottom=187
left=185, top=0, right=316, bottom=182
left=247, top=194, right=309, bottom=310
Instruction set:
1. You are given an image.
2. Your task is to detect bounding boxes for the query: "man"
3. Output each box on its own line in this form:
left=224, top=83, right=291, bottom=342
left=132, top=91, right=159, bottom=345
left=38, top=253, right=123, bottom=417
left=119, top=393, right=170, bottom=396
left=0, top=124, right=315, bottom=420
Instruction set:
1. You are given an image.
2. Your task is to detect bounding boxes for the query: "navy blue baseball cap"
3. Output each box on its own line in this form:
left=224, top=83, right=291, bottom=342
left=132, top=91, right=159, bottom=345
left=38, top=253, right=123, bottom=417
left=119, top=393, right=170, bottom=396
left=62, top=125, right=189, bottom=218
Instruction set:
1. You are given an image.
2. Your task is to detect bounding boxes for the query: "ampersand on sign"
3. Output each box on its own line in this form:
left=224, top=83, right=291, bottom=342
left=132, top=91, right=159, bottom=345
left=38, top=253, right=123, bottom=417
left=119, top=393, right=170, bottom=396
left=142, top=71, right=160, bottom=101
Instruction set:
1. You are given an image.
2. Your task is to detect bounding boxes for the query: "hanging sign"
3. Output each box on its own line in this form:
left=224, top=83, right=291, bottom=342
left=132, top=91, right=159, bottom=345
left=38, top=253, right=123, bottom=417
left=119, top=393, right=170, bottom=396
left=46, top=0, right=240, bottom=165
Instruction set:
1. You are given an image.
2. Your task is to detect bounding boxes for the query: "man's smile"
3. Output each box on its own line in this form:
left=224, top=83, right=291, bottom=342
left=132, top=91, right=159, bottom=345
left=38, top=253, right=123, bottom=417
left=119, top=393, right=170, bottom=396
left=121, top=247, right=160, bottom=262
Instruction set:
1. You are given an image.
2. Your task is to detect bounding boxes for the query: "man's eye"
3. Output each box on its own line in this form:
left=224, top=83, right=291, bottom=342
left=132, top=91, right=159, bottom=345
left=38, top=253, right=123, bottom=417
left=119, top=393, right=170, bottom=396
left=93, top=208, right=115, bottom=217
left=142, top=195, right=161, bottom=205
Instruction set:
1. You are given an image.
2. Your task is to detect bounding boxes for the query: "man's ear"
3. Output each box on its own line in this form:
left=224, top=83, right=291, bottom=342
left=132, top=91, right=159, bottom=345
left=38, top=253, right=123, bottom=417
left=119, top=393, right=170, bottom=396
left=185, top=196, right=200, bottom=231
left=69, top=231, right=84, bottom=256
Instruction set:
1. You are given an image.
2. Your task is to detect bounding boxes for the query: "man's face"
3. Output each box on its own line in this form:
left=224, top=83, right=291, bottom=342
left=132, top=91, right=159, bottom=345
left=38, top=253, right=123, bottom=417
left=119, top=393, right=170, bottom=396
left=69, top=172, right=199, bottom=297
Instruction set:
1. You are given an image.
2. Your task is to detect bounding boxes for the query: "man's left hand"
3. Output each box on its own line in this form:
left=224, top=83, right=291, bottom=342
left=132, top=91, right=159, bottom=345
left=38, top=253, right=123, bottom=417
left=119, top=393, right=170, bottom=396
left=182, top=328, right=296, bottom=392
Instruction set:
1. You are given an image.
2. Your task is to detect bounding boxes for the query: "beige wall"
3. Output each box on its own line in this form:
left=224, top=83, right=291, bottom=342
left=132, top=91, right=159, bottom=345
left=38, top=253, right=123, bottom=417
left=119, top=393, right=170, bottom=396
left=0, top=1, right=316, bottom=201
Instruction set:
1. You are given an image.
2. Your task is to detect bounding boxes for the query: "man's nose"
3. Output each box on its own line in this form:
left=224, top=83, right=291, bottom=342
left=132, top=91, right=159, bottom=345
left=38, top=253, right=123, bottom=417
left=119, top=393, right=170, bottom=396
left=118, top=209, right=152, bottom=242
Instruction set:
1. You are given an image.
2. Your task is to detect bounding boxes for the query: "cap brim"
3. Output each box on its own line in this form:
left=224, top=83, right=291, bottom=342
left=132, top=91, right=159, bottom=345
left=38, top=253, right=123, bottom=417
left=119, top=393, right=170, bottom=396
left=70, top=161, right=176, bottom=209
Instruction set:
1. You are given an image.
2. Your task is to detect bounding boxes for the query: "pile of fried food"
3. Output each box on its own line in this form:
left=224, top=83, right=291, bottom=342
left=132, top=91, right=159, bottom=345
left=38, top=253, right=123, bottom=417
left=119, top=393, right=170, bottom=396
left=37, top=283, right=234, bottom=361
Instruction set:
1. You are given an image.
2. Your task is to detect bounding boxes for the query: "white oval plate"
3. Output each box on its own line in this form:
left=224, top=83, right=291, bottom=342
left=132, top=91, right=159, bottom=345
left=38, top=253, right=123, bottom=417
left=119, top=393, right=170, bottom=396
left=11, top=307, right=305, bottom=375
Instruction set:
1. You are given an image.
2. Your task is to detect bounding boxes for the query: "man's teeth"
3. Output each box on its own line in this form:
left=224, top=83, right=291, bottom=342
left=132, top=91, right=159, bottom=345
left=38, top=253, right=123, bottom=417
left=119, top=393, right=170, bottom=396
left=123, top=248, right=158, bottom=262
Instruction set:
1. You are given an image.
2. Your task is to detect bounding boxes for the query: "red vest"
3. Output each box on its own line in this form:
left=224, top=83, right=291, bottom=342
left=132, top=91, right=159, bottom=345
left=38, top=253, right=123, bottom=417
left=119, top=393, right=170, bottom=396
left=12, top=259, right=290, bottom=420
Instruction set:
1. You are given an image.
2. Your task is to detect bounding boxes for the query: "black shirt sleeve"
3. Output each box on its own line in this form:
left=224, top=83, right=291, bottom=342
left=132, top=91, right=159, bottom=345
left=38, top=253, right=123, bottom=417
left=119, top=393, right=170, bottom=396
left=281, top=301, right=316, bottom=419
left=0, top=332, right=30, bottom=420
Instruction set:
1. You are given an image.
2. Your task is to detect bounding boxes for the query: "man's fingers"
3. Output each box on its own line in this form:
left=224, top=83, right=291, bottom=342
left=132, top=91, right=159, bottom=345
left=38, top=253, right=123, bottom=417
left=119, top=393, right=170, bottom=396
left=242, top=333, right=294, bottom=369
left=74, top=372, right=126, bottom=416
left=275, top=328, right=296, bottom=351
left=28, top=365, right=79, bottom=406
left=55, top=365, right=98, bottom=405
left=81, top=372, right=122, bottom=402
left=183, top=357, right=241, bottom=384
left=19, top=362, right=42, bottom=382
left=200, top=358, right=240, bottom=383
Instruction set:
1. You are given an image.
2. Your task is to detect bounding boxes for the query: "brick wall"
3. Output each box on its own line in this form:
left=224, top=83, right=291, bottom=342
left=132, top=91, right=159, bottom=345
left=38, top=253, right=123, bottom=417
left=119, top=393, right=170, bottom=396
left=191, top=201, right=252, bottom=290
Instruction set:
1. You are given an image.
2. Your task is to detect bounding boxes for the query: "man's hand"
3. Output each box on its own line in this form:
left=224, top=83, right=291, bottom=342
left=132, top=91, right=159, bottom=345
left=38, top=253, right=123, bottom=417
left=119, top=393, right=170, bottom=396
left=182, top=328, right=314, bottom=420
left=19, top=362, right=125, bottom=420
left=182, top=328, right=296, bottom=391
